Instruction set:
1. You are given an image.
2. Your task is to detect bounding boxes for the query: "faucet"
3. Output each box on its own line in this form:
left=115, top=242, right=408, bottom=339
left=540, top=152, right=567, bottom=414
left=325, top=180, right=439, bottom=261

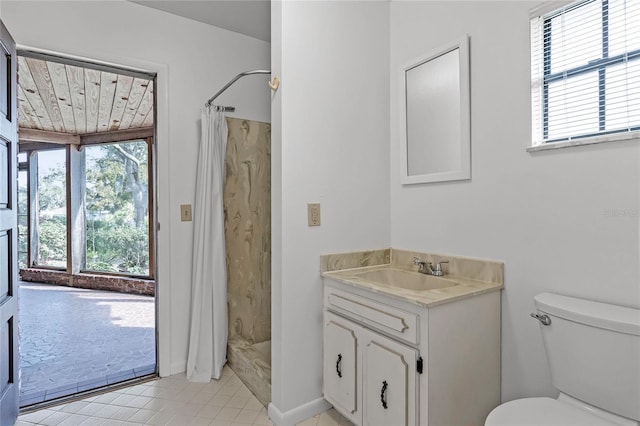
left=412, top=256, right=449, bottom=276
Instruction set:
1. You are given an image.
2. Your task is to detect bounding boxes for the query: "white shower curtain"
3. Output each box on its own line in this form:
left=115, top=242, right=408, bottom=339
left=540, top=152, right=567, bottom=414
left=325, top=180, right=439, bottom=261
left=186, top=108, right=228, bottom=382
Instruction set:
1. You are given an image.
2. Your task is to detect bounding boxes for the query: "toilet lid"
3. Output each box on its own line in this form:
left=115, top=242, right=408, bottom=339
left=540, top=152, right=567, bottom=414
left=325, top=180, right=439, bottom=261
left=485, top=397, right=618, bottom=426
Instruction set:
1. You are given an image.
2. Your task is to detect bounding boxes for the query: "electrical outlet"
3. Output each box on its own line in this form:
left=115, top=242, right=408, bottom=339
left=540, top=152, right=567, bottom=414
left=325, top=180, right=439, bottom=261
left=308, top=203, right=321, bottom=226
left=180, top=204, right=192, bottom=222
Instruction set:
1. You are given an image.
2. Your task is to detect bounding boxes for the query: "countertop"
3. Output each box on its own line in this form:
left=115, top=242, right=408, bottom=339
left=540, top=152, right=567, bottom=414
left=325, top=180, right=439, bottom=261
left=322, top=264, right=503, bottom=308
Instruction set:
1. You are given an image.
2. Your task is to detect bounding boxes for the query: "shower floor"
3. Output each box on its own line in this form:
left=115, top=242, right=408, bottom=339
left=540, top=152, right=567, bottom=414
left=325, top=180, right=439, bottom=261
left=227, top=338, right=271, bottom=407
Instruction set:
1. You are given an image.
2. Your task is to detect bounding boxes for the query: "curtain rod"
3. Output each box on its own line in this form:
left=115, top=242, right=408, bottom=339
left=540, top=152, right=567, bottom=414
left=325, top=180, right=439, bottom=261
left=205, top=69, right=272, bottom=107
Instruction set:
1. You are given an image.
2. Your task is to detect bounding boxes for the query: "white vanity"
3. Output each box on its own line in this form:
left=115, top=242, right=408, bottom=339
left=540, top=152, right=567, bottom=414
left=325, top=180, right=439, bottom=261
left=321, top=249, right=503, bottom=426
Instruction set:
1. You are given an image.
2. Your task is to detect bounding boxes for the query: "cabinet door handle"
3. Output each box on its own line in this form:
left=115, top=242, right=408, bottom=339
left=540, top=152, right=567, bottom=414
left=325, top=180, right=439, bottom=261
left=380, top=380, right=388, bottom=409
left=336, top=353, right=342, bottom=378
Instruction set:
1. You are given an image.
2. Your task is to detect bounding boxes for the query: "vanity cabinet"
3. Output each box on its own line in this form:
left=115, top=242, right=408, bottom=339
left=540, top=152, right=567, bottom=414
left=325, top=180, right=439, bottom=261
left=362, top=329, right=418, bottom=426
left=323, top=279, right=501, bottom=426
left=324, top=311, right=418, bottom=426
left=324, top=313, right=359, bottom=422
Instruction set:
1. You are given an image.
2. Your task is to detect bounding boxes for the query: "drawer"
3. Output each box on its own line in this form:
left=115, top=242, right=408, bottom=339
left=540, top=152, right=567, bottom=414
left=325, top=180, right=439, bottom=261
left=325, top=288, right=419, bottom=345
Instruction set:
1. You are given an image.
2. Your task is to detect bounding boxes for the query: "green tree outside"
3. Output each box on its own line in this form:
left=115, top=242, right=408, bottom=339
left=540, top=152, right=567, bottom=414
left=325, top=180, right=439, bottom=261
left=28, top=140, right=150, bottom=276
left=37, top=150, right=67, bottom=267
left=85, top=140, right=149, bottom=275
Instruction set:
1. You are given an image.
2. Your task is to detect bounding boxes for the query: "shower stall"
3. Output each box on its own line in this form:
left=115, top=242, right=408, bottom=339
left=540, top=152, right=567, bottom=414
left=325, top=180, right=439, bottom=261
left=189, top=69, right=273, bottom=405
left=223, top=116, right=271, bottom=407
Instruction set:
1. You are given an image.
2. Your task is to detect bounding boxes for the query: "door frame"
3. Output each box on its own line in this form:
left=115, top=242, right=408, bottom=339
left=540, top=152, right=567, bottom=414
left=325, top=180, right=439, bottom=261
left=13, top=44, right=172, bottom=377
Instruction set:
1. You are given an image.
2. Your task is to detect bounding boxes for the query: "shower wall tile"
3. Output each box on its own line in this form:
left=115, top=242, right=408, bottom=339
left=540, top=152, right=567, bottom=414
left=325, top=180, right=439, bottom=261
left=224, top=117, right=271, bottom=344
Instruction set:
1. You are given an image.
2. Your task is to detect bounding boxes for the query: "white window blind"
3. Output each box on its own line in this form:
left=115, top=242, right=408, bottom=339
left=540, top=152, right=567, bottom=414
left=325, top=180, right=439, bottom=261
left=531, top=0, right=640, bottom=146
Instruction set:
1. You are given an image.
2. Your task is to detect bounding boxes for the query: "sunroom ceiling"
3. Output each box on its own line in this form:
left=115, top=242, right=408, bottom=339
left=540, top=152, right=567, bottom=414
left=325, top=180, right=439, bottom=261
left=18, top=56, right=154, bottom=137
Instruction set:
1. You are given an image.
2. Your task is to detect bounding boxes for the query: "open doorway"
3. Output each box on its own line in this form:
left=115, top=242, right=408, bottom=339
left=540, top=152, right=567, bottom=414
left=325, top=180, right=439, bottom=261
left=16, top=51, right=157, bottom=407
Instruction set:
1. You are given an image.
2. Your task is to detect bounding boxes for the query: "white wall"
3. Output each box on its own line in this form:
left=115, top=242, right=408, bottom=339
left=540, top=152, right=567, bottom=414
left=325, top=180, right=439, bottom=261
left=271, top=0, right=391, bottom=419
left=7, top=0, right=637, bottom=417
left=390, top=1, right=640, bottom=401
left=3, top=0, right=270, bottom=376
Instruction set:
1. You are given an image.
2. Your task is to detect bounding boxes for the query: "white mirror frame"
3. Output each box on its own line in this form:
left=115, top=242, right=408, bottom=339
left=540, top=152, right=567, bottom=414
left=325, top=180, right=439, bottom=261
left=400, top=35, right=471, bottom=185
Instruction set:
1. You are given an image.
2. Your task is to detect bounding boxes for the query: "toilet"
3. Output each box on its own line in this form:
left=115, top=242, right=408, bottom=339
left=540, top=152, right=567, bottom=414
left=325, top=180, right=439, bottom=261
left=486, top=292, right=640, bottom=426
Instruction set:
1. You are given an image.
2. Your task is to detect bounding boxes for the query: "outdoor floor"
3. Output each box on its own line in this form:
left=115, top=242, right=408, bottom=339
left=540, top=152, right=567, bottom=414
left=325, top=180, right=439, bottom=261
left=18, top=281, right=156, bottom=407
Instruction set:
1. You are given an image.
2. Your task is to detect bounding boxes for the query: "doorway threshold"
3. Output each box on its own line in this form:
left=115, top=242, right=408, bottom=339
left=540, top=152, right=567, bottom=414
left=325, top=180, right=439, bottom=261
left=19, top=373, right=158, bottom=414
left=20, top=364, right=156, bottom=407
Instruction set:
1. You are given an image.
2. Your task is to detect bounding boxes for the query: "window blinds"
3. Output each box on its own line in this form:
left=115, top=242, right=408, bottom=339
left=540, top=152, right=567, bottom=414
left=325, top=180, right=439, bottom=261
left=531, top=0, right=640, bottom=145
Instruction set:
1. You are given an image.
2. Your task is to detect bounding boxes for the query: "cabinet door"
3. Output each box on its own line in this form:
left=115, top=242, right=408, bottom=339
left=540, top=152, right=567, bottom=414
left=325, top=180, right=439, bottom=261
left=362, top=332, right=418, bottom=426
left=324, top=312, right=360, bottom=422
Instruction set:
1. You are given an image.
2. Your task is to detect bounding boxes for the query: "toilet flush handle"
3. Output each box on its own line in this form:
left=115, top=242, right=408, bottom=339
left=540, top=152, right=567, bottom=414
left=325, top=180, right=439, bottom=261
left=531, top=313, right=552, bottom=326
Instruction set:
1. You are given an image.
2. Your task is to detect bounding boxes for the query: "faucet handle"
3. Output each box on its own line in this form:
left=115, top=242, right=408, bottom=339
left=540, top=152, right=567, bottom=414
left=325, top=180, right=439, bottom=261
left=431, top=260, right=449, bottom=273
left=413, top=256, right=428, bottom=274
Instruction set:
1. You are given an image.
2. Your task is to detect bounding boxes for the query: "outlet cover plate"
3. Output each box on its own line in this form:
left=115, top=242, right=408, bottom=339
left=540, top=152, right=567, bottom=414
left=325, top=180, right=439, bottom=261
left=308, top=203, right=320, bottom=226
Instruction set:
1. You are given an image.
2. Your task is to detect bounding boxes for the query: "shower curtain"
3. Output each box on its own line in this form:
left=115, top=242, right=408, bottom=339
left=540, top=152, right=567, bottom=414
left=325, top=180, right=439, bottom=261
left=186, top=108, right=228, bottom=381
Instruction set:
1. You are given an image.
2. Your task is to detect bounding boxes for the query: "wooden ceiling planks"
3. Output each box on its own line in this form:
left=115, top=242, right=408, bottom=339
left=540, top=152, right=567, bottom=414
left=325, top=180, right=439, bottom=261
left=97, top=71, right=118, bottom=132
left=119, top=78, right=148, bottom=129
left=17, top=57, right=56, bottom=132
left=46, top=61, right=76, bottom=134
left=66, top=64, right=86, bottom=134
left=24, top=57, right=65, bottom=133
left=109, top=74, right=134, bottom=131
left=142, top=105, right=154, bottom=128
left=83, top=68, right=101, bottom=134
left=130, top=80, right=154, bottom=129
left=17, top=85, right=40, bottom=129
left=17, top=56, right=154, bottom=136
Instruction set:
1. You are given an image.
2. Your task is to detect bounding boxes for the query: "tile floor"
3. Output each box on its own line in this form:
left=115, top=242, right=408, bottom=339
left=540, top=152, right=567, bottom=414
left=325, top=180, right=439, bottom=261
left=16, top=365, right=351, bottom=426
left=19, top=281, right=156, bottom=406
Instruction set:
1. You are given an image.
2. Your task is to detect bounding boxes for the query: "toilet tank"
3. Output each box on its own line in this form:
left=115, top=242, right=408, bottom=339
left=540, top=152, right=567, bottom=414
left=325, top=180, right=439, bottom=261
left=534, top=292, right=640, bottom=422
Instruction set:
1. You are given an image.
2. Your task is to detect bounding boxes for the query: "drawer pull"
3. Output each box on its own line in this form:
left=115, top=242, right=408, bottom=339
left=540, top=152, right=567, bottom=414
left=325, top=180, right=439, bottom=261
left=380, top=380, right=388, bottom=409
left=336, top=353, right=342, bottom=378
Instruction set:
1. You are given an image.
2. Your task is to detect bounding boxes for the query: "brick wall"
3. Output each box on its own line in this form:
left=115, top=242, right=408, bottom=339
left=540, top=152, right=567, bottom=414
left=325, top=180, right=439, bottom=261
left=20, top=269, right=155, bottom=296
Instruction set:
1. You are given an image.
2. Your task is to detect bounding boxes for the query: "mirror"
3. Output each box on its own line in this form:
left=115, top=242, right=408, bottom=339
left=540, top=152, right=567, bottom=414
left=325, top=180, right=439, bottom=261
left=400, top=36, right=470, bottom=184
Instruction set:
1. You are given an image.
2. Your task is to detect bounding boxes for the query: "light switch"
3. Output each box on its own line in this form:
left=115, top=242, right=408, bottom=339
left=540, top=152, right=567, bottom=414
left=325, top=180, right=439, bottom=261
left=180, top=204, right=192, bottom=222
left=308, top=203, right=321, bottom=226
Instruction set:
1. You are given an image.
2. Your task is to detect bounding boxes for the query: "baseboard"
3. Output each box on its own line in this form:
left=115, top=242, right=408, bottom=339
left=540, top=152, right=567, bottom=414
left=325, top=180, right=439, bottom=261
left=268, top=397, right=332, bottom=426
left=170, top=360, right=186, bottom=376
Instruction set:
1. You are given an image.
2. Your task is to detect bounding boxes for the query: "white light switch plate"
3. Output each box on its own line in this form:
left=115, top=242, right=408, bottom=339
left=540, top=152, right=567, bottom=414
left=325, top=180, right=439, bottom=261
left=180, top=204, right=192, bottom=222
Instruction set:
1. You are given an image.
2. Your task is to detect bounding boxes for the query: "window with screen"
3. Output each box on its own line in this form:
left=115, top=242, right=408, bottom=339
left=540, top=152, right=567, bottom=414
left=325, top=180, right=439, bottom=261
left=84, top=140, right=150, bottom=276
left=35, top=149, right=67, bottom=268
left=530, top=0, right=640, bottom=146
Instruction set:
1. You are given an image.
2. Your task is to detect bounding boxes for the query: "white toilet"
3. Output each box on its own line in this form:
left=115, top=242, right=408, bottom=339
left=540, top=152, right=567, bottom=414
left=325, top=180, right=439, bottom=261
left=486, top=292, right=640, bottom=426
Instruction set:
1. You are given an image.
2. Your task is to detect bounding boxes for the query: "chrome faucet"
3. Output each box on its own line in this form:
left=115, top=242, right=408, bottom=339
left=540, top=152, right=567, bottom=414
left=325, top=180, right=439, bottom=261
left=412, top=256, right=449, bottom=276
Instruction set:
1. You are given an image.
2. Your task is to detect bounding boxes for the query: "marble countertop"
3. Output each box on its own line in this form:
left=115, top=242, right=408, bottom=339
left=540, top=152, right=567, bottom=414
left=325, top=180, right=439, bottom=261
left=322, top=264, right=503, bottom=308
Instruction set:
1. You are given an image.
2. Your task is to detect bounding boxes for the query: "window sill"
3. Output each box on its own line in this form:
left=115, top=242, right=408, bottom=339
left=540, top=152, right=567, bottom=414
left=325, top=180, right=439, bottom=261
left=528, top=132, right=640, bottom=152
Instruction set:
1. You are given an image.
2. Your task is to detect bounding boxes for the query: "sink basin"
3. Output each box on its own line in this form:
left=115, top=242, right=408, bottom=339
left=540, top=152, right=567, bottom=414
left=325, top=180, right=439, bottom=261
left=353, top=268, right=458, bottom=291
